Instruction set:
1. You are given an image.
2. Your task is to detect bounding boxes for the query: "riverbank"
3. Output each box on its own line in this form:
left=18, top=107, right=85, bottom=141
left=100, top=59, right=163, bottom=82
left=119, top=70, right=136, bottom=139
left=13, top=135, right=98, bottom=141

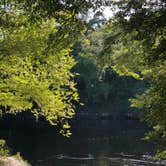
left=0, top=156, right=30, bottom=166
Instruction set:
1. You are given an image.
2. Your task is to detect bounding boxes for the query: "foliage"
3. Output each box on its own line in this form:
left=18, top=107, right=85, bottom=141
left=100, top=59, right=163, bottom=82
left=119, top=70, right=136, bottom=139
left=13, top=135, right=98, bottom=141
left=0, top=0, right=111, bottom=46
left=0, top=139, right=10, bottom=157
left=73, top=28, right=111, bottom=104
left=0, top=10, right=79, bottom=136
left=73, top=26, right=145, bottom=113
left=102, top=0, right=166, bottom=158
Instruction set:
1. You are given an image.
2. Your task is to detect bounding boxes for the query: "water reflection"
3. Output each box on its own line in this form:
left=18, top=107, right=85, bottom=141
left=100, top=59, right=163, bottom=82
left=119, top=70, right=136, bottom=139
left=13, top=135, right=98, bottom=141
left=35, top=155, right=166, bottom=166
left=0, top=119, right=162, bottom=166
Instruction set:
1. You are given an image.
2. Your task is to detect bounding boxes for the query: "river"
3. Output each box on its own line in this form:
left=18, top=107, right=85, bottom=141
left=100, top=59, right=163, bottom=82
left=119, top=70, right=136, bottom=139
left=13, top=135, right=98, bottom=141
left=0, top=116, right=165, bottom=166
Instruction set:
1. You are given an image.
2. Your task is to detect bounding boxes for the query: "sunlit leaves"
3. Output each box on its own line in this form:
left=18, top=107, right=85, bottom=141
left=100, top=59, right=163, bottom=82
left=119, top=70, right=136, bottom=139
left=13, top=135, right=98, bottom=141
left=0, top=18, right=79, bottom=136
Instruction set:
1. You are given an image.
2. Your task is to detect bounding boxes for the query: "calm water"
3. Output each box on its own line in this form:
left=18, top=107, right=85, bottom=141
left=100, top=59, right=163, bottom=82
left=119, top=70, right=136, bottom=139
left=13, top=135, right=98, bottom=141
left=0, top=117, right=165, bottom=166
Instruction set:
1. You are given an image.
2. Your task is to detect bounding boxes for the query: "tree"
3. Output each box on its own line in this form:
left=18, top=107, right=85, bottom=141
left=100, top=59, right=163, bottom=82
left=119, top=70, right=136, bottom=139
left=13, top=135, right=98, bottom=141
left=102, top=0, right=166, bottom=158
left=0, top=10, right=81, bottom=137
left=72, top=25, right=145, bottom=118
left=0, top=0, right=110, bottom=43
left=0, top=0, right=113, bottom=138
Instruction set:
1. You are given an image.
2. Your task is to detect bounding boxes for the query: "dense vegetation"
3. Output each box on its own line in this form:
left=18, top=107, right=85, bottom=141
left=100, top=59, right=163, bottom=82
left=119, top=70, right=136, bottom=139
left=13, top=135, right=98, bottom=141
left=72, top=27, right=145, bottom=116
left=101, top=0, right=166, bottom=158
left=0, top=0, right=110, bottom=136
left=0, top=0, right=165, bottom=159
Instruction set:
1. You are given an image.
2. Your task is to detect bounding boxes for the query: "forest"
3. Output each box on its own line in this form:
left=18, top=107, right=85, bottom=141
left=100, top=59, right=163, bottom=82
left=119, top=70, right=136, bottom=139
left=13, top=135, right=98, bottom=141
left=0, top=0, right=165, bottom=165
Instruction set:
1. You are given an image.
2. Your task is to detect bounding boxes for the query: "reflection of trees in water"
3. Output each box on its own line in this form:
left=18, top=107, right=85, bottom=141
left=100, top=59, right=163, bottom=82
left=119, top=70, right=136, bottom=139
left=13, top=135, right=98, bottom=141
left=0, top=119, right=155, bottom=166
left=35, top=154, right=166, bottom=166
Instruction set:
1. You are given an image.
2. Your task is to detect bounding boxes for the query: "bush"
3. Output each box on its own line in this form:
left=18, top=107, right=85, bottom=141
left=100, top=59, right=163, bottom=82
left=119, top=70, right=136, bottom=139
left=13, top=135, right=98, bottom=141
left=0, top=139, right=10, bottom=157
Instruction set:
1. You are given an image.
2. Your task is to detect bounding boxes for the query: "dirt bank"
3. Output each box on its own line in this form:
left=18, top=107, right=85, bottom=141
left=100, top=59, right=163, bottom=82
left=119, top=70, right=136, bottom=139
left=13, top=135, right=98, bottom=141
left=0, top=156, right=29, bottom=166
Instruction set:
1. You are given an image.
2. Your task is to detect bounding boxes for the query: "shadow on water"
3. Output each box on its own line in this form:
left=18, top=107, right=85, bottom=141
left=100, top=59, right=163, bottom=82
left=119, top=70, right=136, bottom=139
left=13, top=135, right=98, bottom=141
left=0, top=114, right=164, bottom=166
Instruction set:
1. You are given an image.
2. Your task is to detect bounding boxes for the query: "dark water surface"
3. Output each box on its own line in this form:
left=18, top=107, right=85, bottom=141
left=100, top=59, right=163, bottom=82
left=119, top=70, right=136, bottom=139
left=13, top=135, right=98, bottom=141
left=0, top=117, right=165, bottom=166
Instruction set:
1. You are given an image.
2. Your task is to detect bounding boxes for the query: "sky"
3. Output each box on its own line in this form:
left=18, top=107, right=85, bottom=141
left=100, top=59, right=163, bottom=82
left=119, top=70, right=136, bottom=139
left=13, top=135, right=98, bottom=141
left=103, top=7, right=114, bottom=19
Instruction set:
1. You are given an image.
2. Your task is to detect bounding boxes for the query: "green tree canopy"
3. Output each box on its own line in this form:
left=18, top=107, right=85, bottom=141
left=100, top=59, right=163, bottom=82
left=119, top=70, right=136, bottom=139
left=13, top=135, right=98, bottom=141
left=101, top=0, right=166, bottom=158
left=0, top=5, right=82, bottom=136
left=0, top=0, right=111, bottom=136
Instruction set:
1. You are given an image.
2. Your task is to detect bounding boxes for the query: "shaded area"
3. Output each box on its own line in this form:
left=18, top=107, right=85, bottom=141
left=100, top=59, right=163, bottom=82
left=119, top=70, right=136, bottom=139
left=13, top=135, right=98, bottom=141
left=0, top=114, right=156, bottom=166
